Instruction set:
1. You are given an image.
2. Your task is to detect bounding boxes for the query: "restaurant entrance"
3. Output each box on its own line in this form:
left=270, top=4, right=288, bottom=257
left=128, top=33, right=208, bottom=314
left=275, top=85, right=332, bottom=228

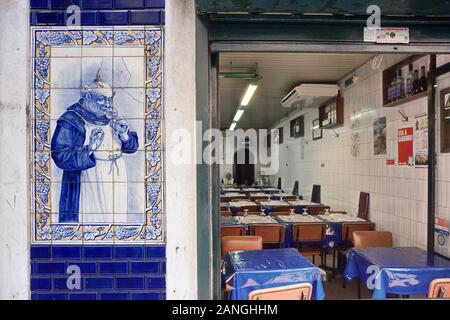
left=195, top=4, right=450, bottom=300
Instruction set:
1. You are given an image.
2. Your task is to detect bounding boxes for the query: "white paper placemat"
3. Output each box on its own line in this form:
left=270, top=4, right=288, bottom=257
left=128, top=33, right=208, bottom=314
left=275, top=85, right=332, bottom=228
left=235, top=215, right=278, bottom=224
left=276, top=215, right=323, bottom=223
left=318, top=213, right=366, bottom=223
left=259, top=200, right=290, bottom=207
left=229, top=201, right=259, bottom=207
left=287, top=200, right=318, bottom=206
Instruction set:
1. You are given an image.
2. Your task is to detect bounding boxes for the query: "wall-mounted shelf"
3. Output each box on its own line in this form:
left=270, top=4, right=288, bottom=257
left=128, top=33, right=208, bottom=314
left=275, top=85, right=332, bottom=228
left=319, top=96, right=344, bottom=129
left=382, top=54, right=435, bottom=108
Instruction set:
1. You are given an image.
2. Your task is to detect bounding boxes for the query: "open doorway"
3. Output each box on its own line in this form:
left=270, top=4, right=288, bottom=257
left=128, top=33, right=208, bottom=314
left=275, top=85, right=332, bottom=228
left=215, top=50, right=450, bottom=300
left=233, top=148, right=255, bottom=186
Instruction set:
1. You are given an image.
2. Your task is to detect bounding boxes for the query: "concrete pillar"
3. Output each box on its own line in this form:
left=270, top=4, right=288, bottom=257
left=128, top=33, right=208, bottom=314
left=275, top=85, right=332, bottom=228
left=0, top=0, right=30, bottom=300
left=165, top=0, right=199, bottom=299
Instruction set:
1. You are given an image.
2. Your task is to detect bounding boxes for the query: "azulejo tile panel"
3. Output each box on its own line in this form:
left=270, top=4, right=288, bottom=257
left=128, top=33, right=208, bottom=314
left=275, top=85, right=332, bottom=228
left=32, top=27, right=164, bottom=244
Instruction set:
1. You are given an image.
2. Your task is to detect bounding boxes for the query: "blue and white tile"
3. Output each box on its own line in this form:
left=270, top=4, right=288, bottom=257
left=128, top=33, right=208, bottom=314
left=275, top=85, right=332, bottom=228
left=113, top=56, right=145, bottom=88
left=123, top=150, right=146, bottom=182
left=113, top=88, right=145, bottom=119
left=81, top=56, right=113, bottom=87
left=50, top=57, right=82, bottom=88
left=49, top=89, right=80, bottom=120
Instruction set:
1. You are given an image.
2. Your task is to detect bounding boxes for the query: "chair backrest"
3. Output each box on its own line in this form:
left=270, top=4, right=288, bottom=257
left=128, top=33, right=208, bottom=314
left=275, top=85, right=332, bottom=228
left=292, top=181, right=299, bottom=196
left=249, top=224, right=286, bottom=244
left=221, top=236, right=263, bottom=258
left=353, top=231, right=393, bottom=248
left=311, top=185, right=321, bottom=203
left=293, top=223, right=327, bottom=243
left=342, top=222, right=375, bottom=242
left=273, top=205, right=296, bottom=212
left=220, top=197, right=229, bottom=203
left=248, top=283, right=313, bottom=300
left=221, top=225, right=246, bottom=238
left=306, top=206, right=330, bottom=215
left=428, top=278, right=450, bottom=298
left=269, top=211, right=291, bottom=216
left=280, top=195, right=298, bottom=201
left=358, top=192, right=370, bottom=220
left=230, top=198, right=248, bottom=202
left=220, top=209, right=232, bottom=216
left=277, top=177, right=282, bottom=190
left=234, top=205, right=261, bottom=213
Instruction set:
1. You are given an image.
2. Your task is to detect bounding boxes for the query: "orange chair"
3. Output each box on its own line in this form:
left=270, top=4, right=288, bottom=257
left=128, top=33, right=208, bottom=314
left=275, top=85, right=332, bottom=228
left=280, top=195, right=298, bottom=201
left=221, top=236, right=263, bottom=258
left=293, top=223, right=327, bottom=266
left=333, top=222, right=375, bottom=274
left=428, top=278, right=450, bottom=298
left=221, top=225, right=246, bottom=238
left=248, top=283, right=313, bottom=300
left=249, top=224, right=286, bottom=248
left=353, top=231, right=393, bottom=248
left=272, top=205, right=296, bottom=212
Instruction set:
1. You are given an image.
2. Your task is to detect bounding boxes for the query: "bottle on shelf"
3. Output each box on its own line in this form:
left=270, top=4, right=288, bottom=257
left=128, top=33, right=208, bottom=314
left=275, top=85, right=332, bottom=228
left=419, top=66, right=428, bottom=92
left=389, top=72, right=397, bottom=103
left=413, top=69, right=420, bottom=94
left=406, top=64, right=414, bottom=97
left=395, top=69, right=405, bottom=100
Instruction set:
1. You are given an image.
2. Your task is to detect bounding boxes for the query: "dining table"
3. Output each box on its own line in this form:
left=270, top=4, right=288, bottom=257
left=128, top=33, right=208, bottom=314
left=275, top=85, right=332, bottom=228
left=258, top=200, right=294, bottom=214
left=228, top=201, right=260, bottom=215
left=317, top=213, right=368, bottom=248
left=344, top=246, right=450, bottom=299
left=223, top=248, right=326, bottom=300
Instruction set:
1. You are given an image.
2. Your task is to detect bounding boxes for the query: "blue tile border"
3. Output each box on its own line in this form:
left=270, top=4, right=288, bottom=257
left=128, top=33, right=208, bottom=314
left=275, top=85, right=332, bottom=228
left=31, top=245, right=166, bottom=300
left=30, top=0, right=165, bottom=26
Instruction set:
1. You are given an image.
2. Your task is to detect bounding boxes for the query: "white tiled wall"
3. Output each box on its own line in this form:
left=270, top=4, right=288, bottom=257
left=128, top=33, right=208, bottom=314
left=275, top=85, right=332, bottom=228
left=270, top=54, right=450, bottom=254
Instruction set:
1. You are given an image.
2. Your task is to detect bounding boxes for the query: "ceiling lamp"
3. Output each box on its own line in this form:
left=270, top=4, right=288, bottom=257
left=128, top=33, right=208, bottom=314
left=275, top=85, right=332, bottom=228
left=241, top=79, right=260, bottom=106
left=233, top=109, right=245, bottom=122
left=229, top=122, right=237, bottom=131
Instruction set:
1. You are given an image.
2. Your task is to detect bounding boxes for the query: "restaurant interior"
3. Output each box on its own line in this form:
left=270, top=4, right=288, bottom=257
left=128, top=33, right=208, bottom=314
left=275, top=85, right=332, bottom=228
left=218, top=52, right=450, bottom=300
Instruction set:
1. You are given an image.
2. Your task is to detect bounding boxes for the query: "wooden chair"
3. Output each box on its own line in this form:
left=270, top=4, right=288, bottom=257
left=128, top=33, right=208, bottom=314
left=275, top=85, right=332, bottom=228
left=272, top=205, right=296, bottom=212
left=357, top=192, right=370, bottom=220
left=306, top=206, right=330, bottom=215
left=221, top=236, right=263, bottom=258
left=428, top=278, right=450, bottom=298
left=220, top=209, right=232, bottom=216
left=249, top=224, right=286, bottom=248
left=220, top=197, right=230, bottom=203
left=269, top=211, right=291, bottom=216
left=230, top=198, right=249, bottom=202
left=333, top=222, right=375, bottom=271
left=293, top=223, right=327, bottom=266
left=353, top=231, right=393, bottom=248
left=280, top=195, right=298, bottom=201
left=221, top=225, right=246, bottom=238
left=292, top=181, right=299, bottom=196
left=248, top=283, right=313, bottom=300
left=311, top=185, right=321, bottom=203
left=234, top=205, right=261, bottom=214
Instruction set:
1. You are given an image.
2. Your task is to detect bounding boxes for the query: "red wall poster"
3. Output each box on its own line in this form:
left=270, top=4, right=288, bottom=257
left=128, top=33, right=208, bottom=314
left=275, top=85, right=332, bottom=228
left=398, top=127, right=414, bottom=166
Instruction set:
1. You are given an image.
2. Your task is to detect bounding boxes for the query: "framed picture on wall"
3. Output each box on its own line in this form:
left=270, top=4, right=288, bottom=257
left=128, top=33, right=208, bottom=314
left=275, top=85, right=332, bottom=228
left=290, top=116, right=304, bottom=138
left=312, top=118, right=322, bottom=140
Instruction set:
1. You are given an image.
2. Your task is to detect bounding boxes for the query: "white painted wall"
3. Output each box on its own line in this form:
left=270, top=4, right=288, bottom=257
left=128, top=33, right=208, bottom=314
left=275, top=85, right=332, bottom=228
left=165, top=0, right=198, bottom=299
left=0, top=0, right=30, bottom=299
left=271, top=54, right=450, bottom=251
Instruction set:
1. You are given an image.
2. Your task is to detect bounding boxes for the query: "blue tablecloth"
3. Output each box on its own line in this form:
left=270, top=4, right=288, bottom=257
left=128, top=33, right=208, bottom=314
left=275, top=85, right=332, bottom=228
left=344, top=247, right=450, bottom=299
left=223, top=248, right=325, bottom=300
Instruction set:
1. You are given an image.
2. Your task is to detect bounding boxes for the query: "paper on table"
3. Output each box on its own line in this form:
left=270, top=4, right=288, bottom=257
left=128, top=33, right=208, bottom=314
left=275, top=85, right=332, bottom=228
left=318, top=213, right=366, bottom=222
left=288, top=200, right=318, bottom=206
left=235, top=215, right=278, bottom=224
left=276, top=215, right=322, bottom=223
left=259, top=200, right=289, bottom=206
left=229, top=201, right=258, bottom=207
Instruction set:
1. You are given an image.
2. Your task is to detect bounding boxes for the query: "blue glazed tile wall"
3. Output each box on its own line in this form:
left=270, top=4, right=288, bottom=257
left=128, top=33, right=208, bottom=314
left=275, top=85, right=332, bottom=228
left=31, top=245, right=166, bottom=300
left=30, top=0, right=165, bottom=26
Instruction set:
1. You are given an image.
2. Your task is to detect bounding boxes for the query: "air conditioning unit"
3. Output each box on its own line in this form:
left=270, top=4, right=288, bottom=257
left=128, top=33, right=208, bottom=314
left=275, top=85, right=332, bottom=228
left=281, top=84, right=340, bottom=108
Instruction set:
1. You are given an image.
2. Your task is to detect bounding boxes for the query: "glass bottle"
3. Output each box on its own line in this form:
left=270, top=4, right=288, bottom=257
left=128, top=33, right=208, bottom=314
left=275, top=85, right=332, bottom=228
left=406, top=64, right=414, bottom=97
left=413, top=69, right=420, bottom=94
left=389, top=72, right=397, bottom=102
left=419, top=66, right=428, bottom=92
left=396, top=69, right=405, bottom=100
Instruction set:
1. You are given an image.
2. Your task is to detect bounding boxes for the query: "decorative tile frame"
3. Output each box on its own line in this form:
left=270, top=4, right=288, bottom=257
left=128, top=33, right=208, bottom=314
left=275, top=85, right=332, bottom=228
left=31, top=27, right=164, bottom=244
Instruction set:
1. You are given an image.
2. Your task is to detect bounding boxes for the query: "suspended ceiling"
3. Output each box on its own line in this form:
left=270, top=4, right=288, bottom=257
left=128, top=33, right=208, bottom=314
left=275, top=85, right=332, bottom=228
left=219, top=52, right=375, bottom=129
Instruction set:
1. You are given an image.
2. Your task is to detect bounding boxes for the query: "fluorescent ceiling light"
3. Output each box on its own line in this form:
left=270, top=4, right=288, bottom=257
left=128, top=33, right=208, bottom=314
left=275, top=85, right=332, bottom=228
left=241, top=83, right=259, bottom=106
left=229, top=122, right=237, bottom=131
left=233, top=109, right=245, bottom=122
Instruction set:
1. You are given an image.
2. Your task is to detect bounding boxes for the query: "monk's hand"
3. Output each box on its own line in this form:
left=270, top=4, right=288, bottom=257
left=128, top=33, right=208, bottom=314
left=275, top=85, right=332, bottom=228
left=112, top=118, right=130, bottom=142
left=89, top=128, right=104, bottom=153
